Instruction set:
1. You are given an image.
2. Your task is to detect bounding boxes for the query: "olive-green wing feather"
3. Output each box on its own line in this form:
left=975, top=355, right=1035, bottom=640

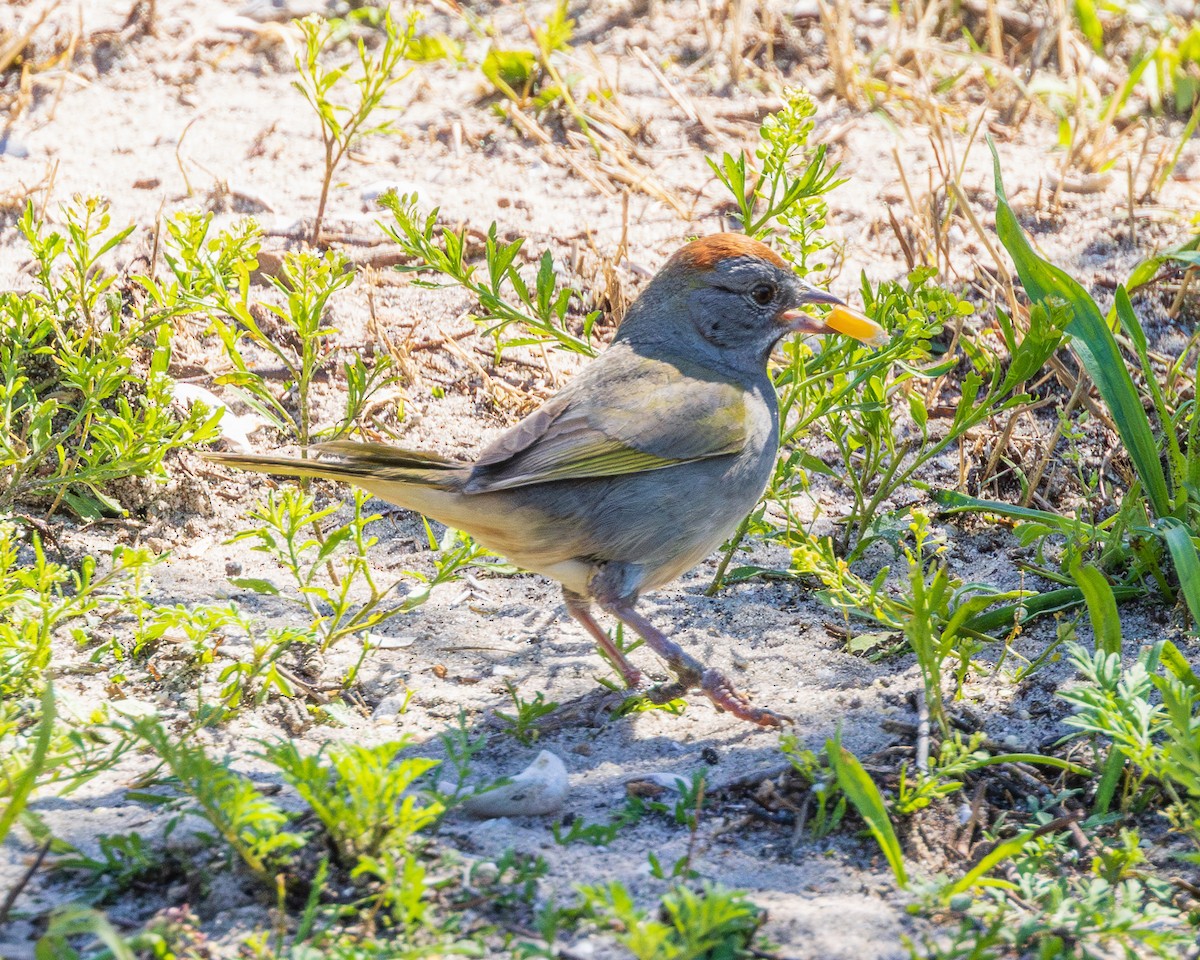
left=464, top=351, right=749, bottom=493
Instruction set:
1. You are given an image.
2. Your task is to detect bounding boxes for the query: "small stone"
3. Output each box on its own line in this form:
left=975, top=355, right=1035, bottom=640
left=0, top=133, right=30, bottom=158
left=462, top=750, right=569, bottom=818
left=368, top=634, right=416, bottom=650
left=225, top=561, right=243, bottom=577
left=372, top=695, right=410, bottom=720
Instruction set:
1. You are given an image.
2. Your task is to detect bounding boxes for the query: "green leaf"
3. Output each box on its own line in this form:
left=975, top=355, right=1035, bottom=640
left=1125, top=238, right=1200, bottom=292
left=1074, top=0, right=1104, bottom=51
left=0, top=682, right=55, bottom=845
left=989, top=138, right=1173, bottom=519
left=1093, top=745, right=1124, bottom=816
left=969, top=753, right=1093, bottom=776
left=37, top=905, right=137, bottom=960
left=1070, top=561, right=1123, bottom=656
left=61, top=490, right=108, bottom=521
left=932, top=489, right=1074, bottom=527
left=1114, top=287, right=1183, bottom=488
left=1162, top=521, right=1200, bottom=625
left=230, top=577, right=281, bottom=596
left=963, top=585, right=1141, bottom=635
left=482, top=48, right=537, bottom=101
left=1160, top=639, right=1200, bottom=692
left=827, top=741, right=907, bottom=888
left=946, top=829, right=1035, bottom=897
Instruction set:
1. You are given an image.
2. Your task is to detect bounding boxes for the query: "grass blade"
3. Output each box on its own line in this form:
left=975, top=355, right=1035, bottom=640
left=946, top=829, right=1034, bottom=897
left=969, top=754, right=1093, bottom=776
left=988, top=138, right=1173, bottom=518
left=1162, top=522, right=1200, bottom=625
left=827, top=740, right=907, bottom=888
left=933, top=489, right=1076, bottom=528
left=1114, top=287, right=1184, bottom=487
left=964, top=585, right=1141, bottom=635
left=1070, top=561, right=1123, bottom=656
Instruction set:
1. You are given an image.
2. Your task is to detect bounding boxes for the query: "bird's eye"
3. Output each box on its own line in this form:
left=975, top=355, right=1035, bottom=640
left=750, top=283, right=776, bottom=306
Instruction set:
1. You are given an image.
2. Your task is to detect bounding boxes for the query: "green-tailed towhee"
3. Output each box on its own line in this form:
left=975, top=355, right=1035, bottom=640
left=206, top=234, right=887, bottom=726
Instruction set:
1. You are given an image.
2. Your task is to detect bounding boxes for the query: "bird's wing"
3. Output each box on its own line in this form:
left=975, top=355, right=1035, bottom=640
left=463, top=353, right=750, bottom=493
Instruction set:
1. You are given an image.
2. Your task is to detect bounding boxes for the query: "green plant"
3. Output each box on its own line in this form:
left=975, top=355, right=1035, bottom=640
left=552, top=795, right=647, bottom=847
left=205, top=246, right=355, bottom=448
left=464, top=848, right=549, bottom=913
left=480, top=1, right=596, bottom=149
left=915, top=832, right=1193, bottom=960
left=0, top=523, right=155, bottom=702
left=780, top=734, right=847, bottom=839
left=495, top=683, right=558, bottom=745
left=228, top=488, right=478, bottom=667
left=294, top=10, right=418, bottom=244
left=379, top=193, right=599, bottom=358
left=0, top=527, right=165, bottom=833
left=578, top=881, right=763, bottom=960
left=1062, top=640, right=1200, bottom=843
left=129, top=716, right=306, bottom=883
left=0, top=682, right=54, bottom=847
left=942, top=144, right=1200, bottom=629
left=0, top=200, right=222, bottom=518
left=893, top=732, right=990, bottom=816
left=166, top=209, right=397, bottom=448
left=430, top=711, right=490, bottom=809
left=481, top=1, right=566, bottom=105
left=35, top=905, right=138, bottom=960
left=117, top=601, right=305, bottom=717
left=709, top=88, right=843, bottom=272
left=53, top=831, right=177, bottom=905
left=265, top=739, right=441, bottom=865
left=788, top=510, right=1056, bottom=685
left=827, top=738, right=908, bottom=889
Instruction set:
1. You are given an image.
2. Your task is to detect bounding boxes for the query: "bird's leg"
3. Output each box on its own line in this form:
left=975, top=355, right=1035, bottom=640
left=593, top=597, right=703, bottom=694
left=594, top=591, right=786, bottom=728
left=562, top=589, right=644, bottom=689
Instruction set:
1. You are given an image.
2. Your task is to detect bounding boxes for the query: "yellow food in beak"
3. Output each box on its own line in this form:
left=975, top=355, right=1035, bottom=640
left=823, top=305, right=890, bottom=347
left=781, top=304, right=890, bottom=347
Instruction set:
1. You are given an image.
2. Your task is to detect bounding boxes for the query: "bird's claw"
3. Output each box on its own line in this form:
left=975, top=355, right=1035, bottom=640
left=700, top=668, right=790, bottom=727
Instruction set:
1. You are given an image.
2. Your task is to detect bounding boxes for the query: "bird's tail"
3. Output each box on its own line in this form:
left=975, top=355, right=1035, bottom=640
left=202, top=440, right=465, bottom=490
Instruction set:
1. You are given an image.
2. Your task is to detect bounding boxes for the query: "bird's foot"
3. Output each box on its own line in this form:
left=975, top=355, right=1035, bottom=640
left=700, top=669, right=790, bottom=727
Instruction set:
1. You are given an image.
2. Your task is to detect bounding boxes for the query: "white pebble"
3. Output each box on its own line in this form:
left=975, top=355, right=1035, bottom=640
left=463, top=751, right=569, bottom=818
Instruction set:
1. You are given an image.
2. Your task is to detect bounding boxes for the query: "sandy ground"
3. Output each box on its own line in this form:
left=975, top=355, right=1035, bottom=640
left=2, top=0, right=1199, bottom=957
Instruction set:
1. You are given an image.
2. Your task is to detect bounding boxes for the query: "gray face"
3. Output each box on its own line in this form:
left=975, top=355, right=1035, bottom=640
left=612, top=250, right=843, bottom=378
left=687, top=257, right=838, bottom=365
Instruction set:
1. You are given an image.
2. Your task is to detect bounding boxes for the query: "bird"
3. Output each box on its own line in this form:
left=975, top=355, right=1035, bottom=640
left=205, top=234, right=887, bottom=726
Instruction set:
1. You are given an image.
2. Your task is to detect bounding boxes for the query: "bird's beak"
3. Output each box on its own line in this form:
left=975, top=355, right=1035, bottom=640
left=778, top=283, right=890, bottom=347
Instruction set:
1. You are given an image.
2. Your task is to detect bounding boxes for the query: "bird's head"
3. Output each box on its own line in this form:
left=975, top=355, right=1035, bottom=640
left=615, top=233, right=886, bottom=371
